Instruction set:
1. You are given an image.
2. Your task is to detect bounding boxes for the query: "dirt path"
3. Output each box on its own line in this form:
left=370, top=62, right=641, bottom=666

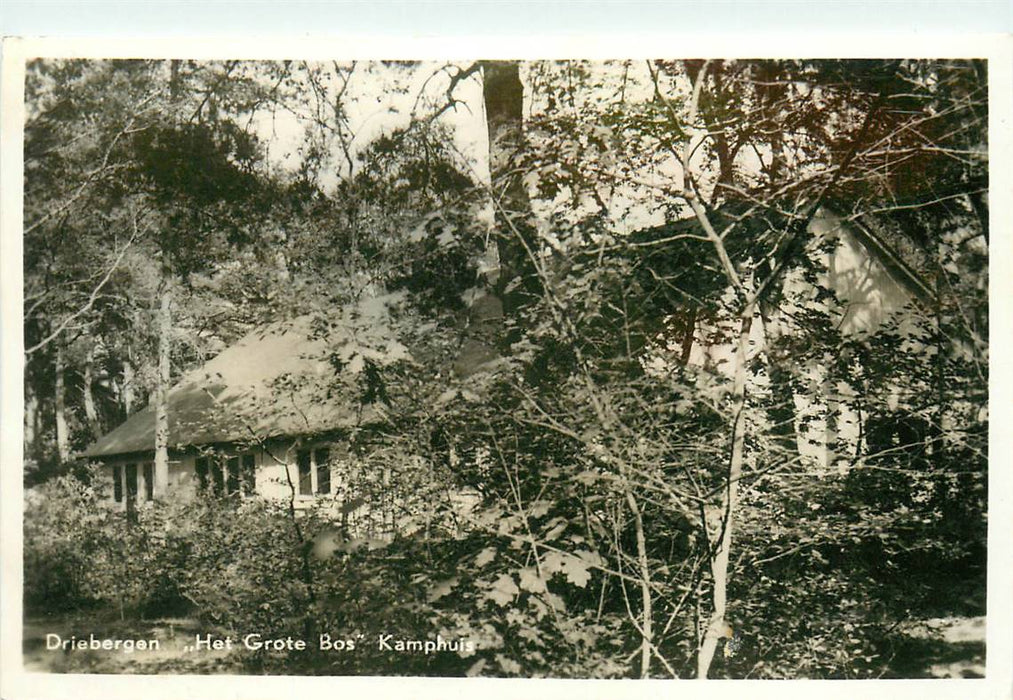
left=894, top=615, right=986, bottom=678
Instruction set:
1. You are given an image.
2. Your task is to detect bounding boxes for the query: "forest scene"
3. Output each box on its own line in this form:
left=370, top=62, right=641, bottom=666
left=21, top=58, right=988, bottom=679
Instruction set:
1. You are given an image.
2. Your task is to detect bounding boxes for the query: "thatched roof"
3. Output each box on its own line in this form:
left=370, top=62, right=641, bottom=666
left=85, top=296, right=408, bottom=458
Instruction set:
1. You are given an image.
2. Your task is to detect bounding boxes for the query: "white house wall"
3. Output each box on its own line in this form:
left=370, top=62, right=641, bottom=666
left=813, top=210, right=915, bottom=336
left=100, top=443, right=475, bottom=541
left=678, top=210, right=922, bottom=473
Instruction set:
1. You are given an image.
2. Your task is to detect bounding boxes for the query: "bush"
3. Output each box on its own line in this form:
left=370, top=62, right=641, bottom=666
left=162, top=498, right=473, bottom=674
left=23, top=465, right=185, bottom=617
left=165, top=498, right=310, bottom=633
left=23, top=472, right=451, bottom=672
left=24, top=466, right=107, bottom=613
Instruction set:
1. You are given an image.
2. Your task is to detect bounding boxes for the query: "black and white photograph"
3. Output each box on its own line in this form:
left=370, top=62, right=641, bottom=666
left=2, top=38, right=1007, bottom=691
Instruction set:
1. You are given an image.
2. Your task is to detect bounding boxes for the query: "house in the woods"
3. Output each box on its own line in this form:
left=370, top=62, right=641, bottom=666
left=642, top=206, right=938, bottom=473
left=788, top=209, right=939, bottom=472
left=786, top=209, right=937, bottom=472
left=83, top=293, right=438, bottom=535
left=86, top=208, right=939, bottom=518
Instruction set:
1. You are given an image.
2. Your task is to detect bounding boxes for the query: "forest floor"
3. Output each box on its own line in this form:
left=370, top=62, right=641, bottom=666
left=23, top=609, right=986, bottom=677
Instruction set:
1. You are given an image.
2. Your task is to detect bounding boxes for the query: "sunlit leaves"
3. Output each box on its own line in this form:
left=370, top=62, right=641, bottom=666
left=484, top=574, right=520, bottom=607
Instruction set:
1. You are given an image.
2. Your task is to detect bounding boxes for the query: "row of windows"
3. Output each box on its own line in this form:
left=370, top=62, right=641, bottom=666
left=195, top=453, right=256, bottom=497
left=196, top=448, right=332, bottom=498
left=112, top=462, right=154, bottom=504
left=112, top=447, right=336, bottom=503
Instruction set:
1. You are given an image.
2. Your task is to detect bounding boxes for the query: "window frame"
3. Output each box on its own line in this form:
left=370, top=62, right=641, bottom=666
left=110, top=461, right=155, bottom=506
left=143, top=462, right=154, bottom=501
left=294, top=446, right=333, bottom=498
left=195, top=449, right=257, bottom=499
left=113, top=464, right=123, bottom=503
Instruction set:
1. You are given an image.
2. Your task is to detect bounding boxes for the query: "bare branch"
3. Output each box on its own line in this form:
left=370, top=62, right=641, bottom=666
left=25, top=216, right=144, bottom=356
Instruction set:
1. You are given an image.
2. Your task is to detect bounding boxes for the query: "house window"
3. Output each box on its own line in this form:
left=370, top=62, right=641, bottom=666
left=316, top=447, right=330, bottom=494
left=242, top=454, right=255, bottom=495
left=196, top=451, right=257, bottom=498
left=296, top=447, right=332, bottom=497
left=298, top=451, right=312, bottom=495
left=113, top=465, right=123, bottom=503
left=125, top=463, right=138, bottom=502
left=112, top=462, right=156, bottom=505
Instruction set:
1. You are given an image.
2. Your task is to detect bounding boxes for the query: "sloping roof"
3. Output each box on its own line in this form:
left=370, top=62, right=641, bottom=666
left=629, top=203, right=934, bottom=306
left=85, top=295, right=409, bottom=458
left=846, top=214, right=935, bottom=303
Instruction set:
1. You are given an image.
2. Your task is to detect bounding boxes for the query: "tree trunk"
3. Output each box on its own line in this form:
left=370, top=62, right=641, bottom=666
left=482, top=60, right=537, bottom=318
left=82, top=345, right=101, bottom=438
left=697, top=304, right=754, bottom=678
left=625, top=490, right=653, bottom=678
left=24, top=384, right=38, bottom=460
left=54, top=344, right=70, bottom=463
left=122, top=352, right=134, bottom=418
left=932, top=276, right=946, bottom=456
left=153, top=61, right=182, bottom=498
left=684, top=61, right=736, bottom=191
left=153, top=277, right=171, bottom=498
left=760, top=303, right=801, bottom=458
left=453, top=61, right=532, bottom=379
left=823, top=364, right=839, bottom=473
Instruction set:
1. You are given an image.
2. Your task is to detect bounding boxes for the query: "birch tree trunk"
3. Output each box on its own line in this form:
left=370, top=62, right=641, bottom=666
left=454, top=61, right=529, bottom=378
left=122, top=352, right=134, bottom=417
left=82, top=345, right=100, bottom=438
left=54, top=344, right=70, bottom=463
left=24, top=386, right=38, bottom=459
left=624, top=489, right=653, bottom=678
left=153, top=275, right=171, bottom=498
left=482, top=60, right=536, bottom=317
left=697, top=304, right=754, bottom=678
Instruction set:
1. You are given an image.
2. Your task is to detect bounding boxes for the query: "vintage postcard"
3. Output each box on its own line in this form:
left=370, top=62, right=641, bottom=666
left=1, top=32, right=1010, bottom=700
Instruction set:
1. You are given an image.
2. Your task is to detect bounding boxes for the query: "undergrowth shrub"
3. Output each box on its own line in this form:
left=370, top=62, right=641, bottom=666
left=23, top=464, right=185, bottom=617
